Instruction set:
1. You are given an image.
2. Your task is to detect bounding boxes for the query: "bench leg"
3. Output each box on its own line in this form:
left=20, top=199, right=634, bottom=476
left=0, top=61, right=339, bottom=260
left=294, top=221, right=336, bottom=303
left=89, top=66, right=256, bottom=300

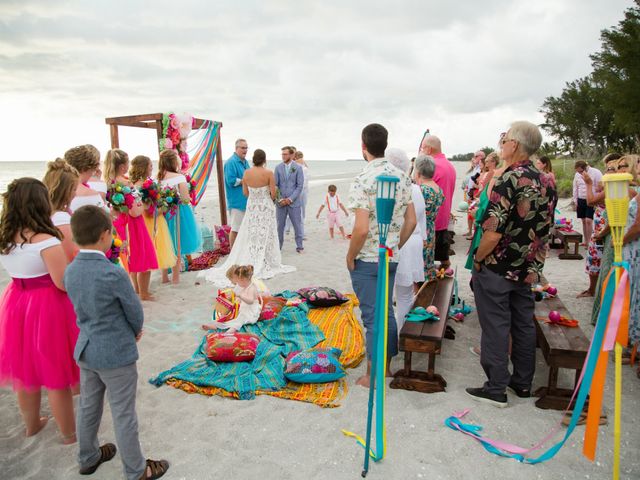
left=534, top=366, right=589, bottom=410
left=403, top=351, right=412, bottom=376
left=390, top=352, right=447, bottom=393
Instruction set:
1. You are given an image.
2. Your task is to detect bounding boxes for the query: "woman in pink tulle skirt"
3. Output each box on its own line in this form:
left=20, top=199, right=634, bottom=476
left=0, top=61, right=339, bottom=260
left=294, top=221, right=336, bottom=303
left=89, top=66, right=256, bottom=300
left=0, top=178, right=79, bottom=443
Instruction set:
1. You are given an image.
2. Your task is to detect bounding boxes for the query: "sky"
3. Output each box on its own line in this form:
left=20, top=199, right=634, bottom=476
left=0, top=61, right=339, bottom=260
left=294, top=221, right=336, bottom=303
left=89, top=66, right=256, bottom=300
left=0, top=0, right=634, bottom=162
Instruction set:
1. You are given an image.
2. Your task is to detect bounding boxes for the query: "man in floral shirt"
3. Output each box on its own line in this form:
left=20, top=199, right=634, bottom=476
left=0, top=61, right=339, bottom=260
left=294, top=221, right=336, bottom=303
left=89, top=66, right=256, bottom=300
left=347, top=123, right=416, bottom=388
left=467, top=121, right=556, bottom=408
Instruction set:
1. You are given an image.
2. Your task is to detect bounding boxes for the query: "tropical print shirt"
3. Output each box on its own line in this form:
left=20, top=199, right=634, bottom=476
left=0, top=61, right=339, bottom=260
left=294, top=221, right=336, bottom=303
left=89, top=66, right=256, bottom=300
left=480, top=159, right=557, bottom=283
left=348, top=158, right=413, bottom=262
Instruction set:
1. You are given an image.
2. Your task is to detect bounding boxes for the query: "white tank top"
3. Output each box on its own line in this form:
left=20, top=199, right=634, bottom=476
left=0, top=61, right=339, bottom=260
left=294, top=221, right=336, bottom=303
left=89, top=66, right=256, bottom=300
left=51, top=211, right=71, bottom=227
left=160, top=174, right=186, bottom=189
left=70, top=194, right=108, bottom=213
left=87, top=180, right=107, bottom=194
left=0, top=237, right=60, bottom=278
left=326, top=194, right=340, bottom=213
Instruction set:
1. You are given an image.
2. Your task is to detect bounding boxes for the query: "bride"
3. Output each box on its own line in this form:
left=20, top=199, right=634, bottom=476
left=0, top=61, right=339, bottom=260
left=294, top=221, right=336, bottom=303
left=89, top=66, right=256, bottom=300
left=203, top=149, right=295, bottom=286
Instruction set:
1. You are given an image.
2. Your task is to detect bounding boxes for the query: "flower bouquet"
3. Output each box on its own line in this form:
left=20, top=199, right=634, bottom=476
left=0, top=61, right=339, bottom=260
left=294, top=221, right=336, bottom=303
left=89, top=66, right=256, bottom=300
left=184, top=174, right=197, bottom=206
left=157, top=185, right=179, bottom=218
left=105, top=236, right=122, bottom=264
left=106, top=181, right=136, bottom=213
left=139, top=178, right=160, bottom=211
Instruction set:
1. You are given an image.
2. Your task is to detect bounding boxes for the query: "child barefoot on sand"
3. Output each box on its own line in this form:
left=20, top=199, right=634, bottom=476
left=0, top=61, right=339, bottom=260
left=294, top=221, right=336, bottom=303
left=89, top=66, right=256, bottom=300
left=202, top=265, right=263, bottom=333
left=316, top=184, right=349, bottom=239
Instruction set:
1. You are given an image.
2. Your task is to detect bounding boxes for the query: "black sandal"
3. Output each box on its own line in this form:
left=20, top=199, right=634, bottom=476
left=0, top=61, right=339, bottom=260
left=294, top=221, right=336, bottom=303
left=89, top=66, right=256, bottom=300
left=79, top=443, right=117, bottom=475
left=140, top=459, right=170, bottom=480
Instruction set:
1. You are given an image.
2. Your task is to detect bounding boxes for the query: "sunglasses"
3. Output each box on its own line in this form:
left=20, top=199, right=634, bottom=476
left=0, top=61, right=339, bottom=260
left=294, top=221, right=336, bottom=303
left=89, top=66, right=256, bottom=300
left=618, top=163, right=630, bottom=168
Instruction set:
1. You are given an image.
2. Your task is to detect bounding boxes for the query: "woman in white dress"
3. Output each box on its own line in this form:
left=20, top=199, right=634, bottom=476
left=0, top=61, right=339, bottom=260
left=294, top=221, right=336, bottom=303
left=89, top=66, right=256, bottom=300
left=42, top=159, right=80, bottom=261
left=387, top=148, right=426, bottom=334
left=64, top=144, right=108, bottom=213
left=203, top=149, right=295, bottom=286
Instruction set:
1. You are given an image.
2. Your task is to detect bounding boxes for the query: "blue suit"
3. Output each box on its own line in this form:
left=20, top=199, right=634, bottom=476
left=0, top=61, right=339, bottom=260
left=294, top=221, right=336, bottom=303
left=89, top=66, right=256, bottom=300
left=274, top=161, right=304, bottom=250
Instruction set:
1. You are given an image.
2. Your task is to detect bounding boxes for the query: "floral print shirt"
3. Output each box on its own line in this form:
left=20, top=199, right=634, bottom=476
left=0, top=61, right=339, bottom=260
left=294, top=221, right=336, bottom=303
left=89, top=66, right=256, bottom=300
left=480, top=159, right=557, bottom=283
left=348, top=158, right=413, bottom=262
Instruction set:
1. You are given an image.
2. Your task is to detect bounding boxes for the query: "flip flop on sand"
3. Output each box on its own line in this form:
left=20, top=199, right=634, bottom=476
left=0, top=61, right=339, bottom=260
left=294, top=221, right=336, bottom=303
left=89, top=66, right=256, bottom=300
left=562, top=411, right=607, bottom=427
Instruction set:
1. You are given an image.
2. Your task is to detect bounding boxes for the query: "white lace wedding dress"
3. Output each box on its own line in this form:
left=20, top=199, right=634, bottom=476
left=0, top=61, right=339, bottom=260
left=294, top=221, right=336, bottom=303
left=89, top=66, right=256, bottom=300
left=202, top=186, right=296, bottom=286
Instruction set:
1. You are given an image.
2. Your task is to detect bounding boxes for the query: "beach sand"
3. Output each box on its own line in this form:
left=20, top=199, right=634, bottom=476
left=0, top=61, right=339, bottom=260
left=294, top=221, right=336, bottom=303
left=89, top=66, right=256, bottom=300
left=1, top=163, right=639, bottom=480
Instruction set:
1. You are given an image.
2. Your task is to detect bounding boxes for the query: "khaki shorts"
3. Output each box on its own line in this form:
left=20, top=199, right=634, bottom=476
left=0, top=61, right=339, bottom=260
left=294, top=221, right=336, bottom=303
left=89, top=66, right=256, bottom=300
left=228, top=209, right=245, bottom=232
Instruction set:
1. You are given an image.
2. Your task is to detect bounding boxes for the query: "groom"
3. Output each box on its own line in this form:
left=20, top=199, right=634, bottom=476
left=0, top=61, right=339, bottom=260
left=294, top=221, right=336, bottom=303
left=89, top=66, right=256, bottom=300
left=275, top=146, right=304, bottom=252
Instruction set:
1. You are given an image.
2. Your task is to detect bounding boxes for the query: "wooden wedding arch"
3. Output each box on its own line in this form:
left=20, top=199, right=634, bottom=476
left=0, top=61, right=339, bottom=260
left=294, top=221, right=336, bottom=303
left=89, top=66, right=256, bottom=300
left=105, top=113, right=227, bottom=224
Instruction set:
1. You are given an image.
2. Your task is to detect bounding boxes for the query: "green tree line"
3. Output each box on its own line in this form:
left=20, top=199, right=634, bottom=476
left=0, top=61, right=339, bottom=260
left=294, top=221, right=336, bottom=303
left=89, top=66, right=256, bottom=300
left=540, top=1, right=640, bottom=157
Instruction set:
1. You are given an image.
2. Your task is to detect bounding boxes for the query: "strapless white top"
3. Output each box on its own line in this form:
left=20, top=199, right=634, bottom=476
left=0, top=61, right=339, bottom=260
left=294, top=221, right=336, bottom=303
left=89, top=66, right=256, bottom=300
left=52, top=211, right=71, bottom=227
left=0, top=237, right=60, bottom=278
left=70, top=194, right=108, bottom=213
left=87, top=181, right=107, bottom=193
left=160, top=174, right=186, bottom=188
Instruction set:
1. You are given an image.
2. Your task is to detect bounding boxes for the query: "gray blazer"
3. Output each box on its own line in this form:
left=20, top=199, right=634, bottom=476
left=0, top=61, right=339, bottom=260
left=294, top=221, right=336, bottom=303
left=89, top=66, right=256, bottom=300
left=274, top=162, right=304, bottom=207
left=64, top=251, right=144, bottom=370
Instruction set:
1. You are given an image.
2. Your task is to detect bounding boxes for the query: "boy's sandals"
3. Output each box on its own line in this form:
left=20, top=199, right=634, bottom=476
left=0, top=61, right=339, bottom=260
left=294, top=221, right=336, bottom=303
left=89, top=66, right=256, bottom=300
left=562, top=411, right=607, bottom=427
left=139, top=459, right=170, bottom=480
left=79, top=443, right=117, bottom=475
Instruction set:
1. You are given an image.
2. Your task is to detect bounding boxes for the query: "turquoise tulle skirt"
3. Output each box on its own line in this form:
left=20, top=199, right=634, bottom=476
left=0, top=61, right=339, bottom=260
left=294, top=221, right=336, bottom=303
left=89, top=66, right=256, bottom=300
left=166, top=204, right=201, bottom=255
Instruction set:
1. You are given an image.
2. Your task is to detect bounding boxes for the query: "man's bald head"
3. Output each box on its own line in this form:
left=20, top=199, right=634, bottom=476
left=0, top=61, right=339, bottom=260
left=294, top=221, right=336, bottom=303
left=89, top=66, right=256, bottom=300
left=421, top=135, right=442, bottom=155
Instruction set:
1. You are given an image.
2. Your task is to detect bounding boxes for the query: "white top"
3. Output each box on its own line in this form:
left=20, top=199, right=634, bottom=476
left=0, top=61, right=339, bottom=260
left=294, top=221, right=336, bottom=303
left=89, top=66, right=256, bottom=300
left=573, top=166, right=603, bottom=203
left=160, top=174, right=186, bottom=188
left=70, top=194, right=108, bottom=213
left=0, top=237, right=60, bottom=278
left=326, top=194, right=340, bottom=213
left=302, top=165, right=310, bottom=192
left=87, top=181, right=107, bottom=194
left=51, top=211, right=71, bottom=227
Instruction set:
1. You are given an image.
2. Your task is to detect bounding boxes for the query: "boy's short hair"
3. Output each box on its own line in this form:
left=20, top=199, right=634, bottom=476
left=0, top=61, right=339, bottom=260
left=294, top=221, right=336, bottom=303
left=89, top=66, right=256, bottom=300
left=71, top=205, right=112, bottom=246
left=328, top=184, right=337, bottom=192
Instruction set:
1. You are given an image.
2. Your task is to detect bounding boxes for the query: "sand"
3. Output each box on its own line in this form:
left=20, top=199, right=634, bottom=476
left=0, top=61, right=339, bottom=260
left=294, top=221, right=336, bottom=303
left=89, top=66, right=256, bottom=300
left=1, top=162, right=639, bottom=480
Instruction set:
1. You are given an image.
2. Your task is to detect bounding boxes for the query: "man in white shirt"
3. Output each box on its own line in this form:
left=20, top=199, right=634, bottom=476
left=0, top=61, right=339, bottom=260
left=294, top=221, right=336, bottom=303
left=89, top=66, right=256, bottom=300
left=573, top=160, right=603, bottom=247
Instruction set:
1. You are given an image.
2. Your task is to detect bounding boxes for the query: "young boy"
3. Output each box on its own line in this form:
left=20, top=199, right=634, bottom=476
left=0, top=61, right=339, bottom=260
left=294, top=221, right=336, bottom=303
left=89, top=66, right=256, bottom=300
left=65, top=205, right=169, bottom=480
left=316, top=184, right=349, bottom=239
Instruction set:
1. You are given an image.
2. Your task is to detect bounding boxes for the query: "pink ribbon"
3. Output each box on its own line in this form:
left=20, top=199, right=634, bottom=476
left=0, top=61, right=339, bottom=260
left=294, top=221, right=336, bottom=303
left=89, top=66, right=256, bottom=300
left=602, top=269, right=628, bottom=351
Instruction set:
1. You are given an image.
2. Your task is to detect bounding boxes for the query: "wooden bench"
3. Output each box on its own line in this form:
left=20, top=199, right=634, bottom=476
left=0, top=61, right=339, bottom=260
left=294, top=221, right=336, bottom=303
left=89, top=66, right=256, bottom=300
left=389, top=277, right=455, bottom=393
left=550, top=228, right=583, bottom=260
left=533, top=281, right=590, bottom=410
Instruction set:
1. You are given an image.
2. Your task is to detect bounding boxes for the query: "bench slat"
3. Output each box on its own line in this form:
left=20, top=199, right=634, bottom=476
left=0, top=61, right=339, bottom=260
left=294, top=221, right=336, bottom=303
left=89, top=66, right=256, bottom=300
left=400, top=277, right=454, bottom=341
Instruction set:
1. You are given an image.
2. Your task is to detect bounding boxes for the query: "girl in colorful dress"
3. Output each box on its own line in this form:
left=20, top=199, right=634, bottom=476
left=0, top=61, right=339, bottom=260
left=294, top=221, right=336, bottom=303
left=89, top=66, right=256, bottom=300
left=129, top=155, right=177, bottom=284
left=158, top=149, right=201, bottom=284
left=414, top=154, right=444, bottom=283
left=42, top=158, right=80, bottom=261
left=64, top=144, right=108, bottom=212
left=104, top=149, right=158, bottom=300
left=0, top=178, right=78, bottom=443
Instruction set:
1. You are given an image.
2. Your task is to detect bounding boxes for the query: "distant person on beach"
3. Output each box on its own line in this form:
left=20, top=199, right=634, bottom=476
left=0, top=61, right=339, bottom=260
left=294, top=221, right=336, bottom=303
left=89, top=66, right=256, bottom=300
left=316, top=184, right=349, bottom=239
left=347, top=124, right=415, bottom=388
left=65, top=205, right=169, bottom=480
left=420, top=135, right=456, bottom=270
left=463, top=151, right=485, bottom=238
left=573, top=159, right=602, bottom=248
left=0, top=178, right=79, bottom=445
left=285, top=150, right=310, bottom=237
left=64, top=144, right=108, bottom=212
left=466, top=121, right=556, bottom=408
left=275, top=146, right=305, bottom=252
left=224, top=139, right=250, bottom=248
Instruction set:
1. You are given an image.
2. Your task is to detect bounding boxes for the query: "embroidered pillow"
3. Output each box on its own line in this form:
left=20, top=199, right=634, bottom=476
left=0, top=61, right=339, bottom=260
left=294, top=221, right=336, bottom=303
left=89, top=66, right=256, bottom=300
left=297, top=287, right=348, bottom=307
left=284, top=347, right=345, bottom=383
left=259, top=296, right=287, bottom=320
left=205, top=332, right=260, bottom=362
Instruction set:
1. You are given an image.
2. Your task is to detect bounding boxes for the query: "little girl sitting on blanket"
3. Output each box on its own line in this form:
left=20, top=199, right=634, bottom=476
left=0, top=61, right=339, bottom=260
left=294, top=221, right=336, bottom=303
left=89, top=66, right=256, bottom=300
left=202, top=265, right=265, bottom=333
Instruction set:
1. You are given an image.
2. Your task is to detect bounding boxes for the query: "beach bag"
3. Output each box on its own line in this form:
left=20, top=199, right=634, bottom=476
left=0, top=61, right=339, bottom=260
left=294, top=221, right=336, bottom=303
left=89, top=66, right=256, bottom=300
left=205, top=332, right=261, bottom=362
left=297, top=287, right=348, bottom=307
left=213, top=288, right=239, bottom=323
left=285, top=347, right=345, bottom=383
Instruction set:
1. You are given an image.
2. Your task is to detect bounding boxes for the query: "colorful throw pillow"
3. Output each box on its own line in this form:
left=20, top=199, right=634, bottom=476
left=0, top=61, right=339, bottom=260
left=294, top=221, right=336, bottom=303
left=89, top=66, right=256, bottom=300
left=284, top=347, right=345, bottom=383
left=259, top=296, right=287, bottom=320
left=297, top=287, right=348, bottom=307
left=205, top=332, right=260, bottom=362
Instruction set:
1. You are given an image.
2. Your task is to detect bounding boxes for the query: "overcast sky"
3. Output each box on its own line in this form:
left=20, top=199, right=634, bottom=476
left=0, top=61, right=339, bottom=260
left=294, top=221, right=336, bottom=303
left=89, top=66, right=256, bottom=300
left=0, top=0, right=633, bottom=162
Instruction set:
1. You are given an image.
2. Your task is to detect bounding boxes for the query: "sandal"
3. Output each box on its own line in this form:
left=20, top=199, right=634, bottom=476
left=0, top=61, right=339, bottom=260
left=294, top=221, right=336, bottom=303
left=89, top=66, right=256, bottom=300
left=139, top=459, right=170, bottom=480
left=79, top=443, right=117, bottom=475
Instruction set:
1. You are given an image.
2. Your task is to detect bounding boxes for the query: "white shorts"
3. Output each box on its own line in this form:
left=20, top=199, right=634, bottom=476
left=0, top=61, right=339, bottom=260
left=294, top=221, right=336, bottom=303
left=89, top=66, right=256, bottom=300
left=228, top=209, right=245, bottom=232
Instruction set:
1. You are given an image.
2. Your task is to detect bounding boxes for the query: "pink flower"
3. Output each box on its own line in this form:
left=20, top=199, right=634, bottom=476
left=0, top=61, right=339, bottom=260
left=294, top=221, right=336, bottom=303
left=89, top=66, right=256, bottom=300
left=179, top=140, right=188, bottom=152
left=163, top=138, right=173, bottom=150
left=170, top=115, right=181, bottom=130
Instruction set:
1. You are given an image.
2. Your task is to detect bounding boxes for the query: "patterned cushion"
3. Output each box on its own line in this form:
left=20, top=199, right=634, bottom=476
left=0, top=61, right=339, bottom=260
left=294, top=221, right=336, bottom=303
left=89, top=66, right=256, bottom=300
left=284, top=347, right=345, bottom=383
left=297, top=287, right=348, bottom=307
left=259, top=296, right=287, bottom=320
left=205, top=332, right=260, bottom=362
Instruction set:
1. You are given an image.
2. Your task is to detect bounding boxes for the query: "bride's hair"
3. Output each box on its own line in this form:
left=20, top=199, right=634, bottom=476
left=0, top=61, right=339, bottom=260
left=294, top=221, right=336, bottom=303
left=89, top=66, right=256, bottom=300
left=253, top=149, right=266, bottom=167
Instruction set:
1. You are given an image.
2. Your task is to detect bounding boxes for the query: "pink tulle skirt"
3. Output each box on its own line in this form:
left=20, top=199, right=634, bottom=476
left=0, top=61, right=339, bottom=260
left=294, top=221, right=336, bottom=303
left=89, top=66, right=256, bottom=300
left=114, top=213, right=159, bottom=273
left=0, top=275, right=79, bottom=391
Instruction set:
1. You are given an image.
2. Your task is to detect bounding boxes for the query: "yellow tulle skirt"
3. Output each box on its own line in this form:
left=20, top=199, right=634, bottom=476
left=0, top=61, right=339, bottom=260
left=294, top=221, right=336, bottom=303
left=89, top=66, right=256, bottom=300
left=143, top=212, right=177, bottom=269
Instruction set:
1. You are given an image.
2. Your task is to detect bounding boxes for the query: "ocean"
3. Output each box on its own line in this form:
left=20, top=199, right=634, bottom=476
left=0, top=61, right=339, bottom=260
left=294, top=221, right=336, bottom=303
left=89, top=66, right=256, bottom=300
left=0, top=160, right=366, bottom=204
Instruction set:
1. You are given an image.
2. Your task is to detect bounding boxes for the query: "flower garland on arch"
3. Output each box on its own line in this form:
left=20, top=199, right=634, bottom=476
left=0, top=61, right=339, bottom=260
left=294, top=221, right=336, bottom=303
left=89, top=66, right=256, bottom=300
left=159, top=112, right=195, bottom=172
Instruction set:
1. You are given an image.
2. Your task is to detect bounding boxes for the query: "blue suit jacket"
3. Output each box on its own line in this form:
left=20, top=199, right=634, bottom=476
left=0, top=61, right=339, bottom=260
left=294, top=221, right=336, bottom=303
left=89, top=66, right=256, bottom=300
left=274, top=162, right=304, bottom=207
left=64, top=251, right=144, bottom=370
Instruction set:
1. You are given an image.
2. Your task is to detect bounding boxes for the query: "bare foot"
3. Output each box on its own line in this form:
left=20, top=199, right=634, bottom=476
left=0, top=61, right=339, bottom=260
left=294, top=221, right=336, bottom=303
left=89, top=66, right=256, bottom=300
left=161, top=278, right=170, bottom=284
left=26, top=417, right=48, bottom=437
left=61, top=432, right=77, bottom=445
left=140, top=293, right=155, bottom=301
left=576, top=290, right=594, bottom=298
left=356, top=375, right=371, bottom=388
left=172, top=279, right=180, bottom=285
